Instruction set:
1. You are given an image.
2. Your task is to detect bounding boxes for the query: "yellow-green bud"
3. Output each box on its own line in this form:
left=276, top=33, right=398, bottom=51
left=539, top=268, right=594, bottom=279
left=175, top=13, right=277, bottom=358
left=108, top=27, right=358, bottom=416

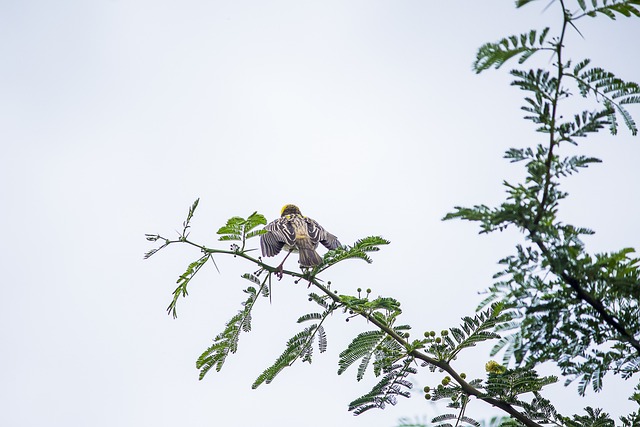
left=485, top=360, right=507, bottom=374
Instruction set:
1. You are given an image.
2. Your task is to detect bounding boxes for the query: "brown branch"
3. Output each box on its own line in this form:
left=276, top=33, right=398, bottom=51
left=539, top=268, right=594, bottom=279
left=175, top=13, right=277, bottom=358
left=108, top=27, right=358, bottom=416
left=532, top=237, right=640, bottom=354
left=533, top=2, right=569, bottom=229
left=309, top=279, right=545, bottom=427
left=523, top=2, right=640, bottom=354
left=162, top=239, right=547, bottom=426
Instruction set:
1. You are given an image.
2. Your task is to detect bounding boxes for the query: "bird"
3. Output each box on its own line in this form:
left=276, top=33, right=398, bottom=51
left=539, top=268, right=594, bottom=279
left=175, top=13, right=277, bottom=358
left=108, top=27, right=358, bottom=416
left=260, top=204, right=341, bottom=275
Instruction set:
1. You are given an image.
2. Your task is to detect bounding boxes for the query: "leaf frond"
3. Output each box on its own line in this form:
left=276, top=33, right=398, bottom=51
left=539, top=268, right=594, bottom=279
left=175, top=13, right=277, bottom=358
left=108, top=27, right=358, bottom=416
left=196, top=285, right=264, bottom=379
left=348, top=358, right=416, bottom=415
left=474, top=28, right=551, bottom=73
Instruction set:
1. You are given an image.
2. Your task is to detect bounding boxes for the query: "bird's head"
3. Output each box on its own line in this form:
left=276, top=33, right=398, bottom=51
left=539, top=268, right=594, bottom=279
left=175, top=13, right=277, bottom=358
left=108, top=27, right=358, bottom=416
left=280, top=204, right=302, bottom=216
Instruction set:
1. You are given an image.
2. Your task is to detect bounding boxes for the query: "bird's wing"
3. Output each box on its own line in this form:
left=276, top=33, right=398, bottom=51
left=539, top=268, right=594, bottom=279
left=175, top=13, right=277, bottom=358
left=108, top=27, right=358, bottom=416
left=305, top=218, right=341, bottom=250
left=260, top=218, right=295, bottom=257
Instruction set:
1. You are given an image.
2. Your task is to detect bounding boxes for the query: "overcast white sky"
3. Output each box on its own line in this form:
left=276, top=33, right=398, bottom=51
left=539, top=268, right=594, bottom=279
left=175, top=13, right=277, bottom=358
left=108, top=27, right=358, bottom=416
left=1, top=1, right=639, bottom=426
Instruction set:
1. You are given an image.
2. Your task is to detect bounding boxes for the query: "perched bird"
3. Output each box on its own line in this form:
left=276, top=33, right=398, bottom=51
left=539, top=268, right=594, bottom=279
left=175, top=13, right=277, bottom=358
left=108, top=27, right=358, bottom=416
left=261, top=204, right=341, bottom=273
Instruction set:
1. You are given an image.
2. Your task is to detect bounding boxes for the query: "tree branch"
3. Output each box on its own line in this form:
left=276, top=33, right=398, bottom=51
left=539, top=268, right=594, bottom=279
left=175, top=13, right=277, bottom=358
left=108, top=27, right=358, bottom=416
left=531, top=236, right=640, bottom=354
left=160, top=238, right=546, bottom=426
left=309, top=279, right=545, bottom=427
left=533, top=1, right=569, bottom=229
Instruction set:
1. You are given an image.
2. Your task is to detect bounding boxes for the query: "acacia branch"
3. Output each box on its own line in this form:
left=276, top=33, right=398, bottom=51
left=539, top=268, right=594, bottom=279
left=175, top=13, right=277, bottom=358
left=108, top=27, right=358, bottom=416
left=533, top=1, right=569, bottom=229
left=156, top=237, right=545, bottom=426
left=309, top=279, right=544, bottom=427
left=521, top=3, right=640, bottom=355
left=531, top=236, right=640, bottom=354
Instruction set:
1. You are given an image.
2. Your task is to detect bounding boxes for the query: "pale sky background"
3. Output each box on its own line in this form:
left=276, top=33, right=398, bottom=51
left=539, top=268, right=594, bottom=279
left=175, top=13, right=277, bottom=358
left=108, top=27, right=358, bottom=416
left=1, top=1, right=639, bottom=426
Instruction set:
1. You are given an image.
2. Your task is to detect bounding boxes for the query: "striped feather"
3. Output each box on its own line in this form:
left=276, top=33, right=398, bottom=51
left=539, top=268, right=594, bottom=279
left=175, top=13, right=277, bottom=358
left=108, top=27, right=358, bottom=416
left=260, top=207, right=341, bottom=267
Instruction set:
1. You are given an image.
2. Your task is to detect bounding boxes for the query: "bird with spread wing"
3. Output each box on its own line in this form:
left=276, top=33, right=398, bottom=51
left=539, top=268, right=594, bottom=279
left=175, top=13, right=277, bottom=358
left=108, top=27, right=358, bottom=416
left=260, top=204, right=341, bottom=277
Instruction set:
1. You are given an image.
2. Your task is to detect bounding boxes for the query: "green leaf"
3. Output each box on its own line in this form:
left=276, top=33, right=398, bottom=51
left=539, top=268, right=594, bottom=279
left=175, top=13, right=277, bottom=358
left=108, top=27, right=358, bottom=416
left=577, top=0, right=640, bottom=19
left=316, top=236, right=390, bottom=272
left=348, top=358, right=416, bottom=415
left=338, top=330, right=386, bottom=378
left=253, top=305, right=336, bottom=388
left=473, top=28, right=550, bottom=73
left=179, top=198, right=200, bottom=239
left=252, top=325, right=318, bottom=388
left=196, top=285, right=263, bottom=379
left=515, top=0, right=540, bottom=7
left=217, top=212, right=268, bottom=249
left=167, top=254, right=210, bottom=318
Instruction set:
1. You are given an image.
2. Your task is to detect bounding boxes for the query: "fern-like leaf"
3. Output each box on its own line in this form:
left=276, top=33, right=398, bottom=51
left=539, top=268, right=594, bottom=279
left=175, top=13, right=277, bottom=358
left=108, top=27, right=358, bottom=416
left=348, top=358, right=416, bottom=415
left=196, top=285, right=263, bottom=379
left=179, top=198, right=200, bottom=239
left=317, top=325, right=327, bottom=353
left=252, top=325, right=318, bottom=388
left=317, top=236, right=390, bottom=272
left=474, top=28, right=550, bottom=73
left=570, top=65, right=640, bottom=134
left=484, top=368, right=557, bottom=402
left=338, top=330, right=386, bottom=379
left=217, top=212, right=267, bottom=248
left=298, top=312, right=323, bottom=323
left=431, top=414, right=480, bottom=427
left=448, top=303, right=508, bottom=360
left=576, top=0, right=640, bottom=19
left=515, top=0, right=540, bottom=7
left=253, top=305, right=335, bottom=388
left=167, top=254, right=210, bottom=318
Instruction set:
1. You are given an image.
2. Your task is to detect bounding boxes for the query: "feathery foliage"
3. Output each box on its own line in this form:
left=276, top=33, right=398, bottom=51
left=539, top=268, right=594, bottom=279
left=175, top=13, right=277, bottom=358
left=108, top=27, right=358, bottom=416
left=217, top=211, right=267, bottom=251
left=166, top=254, right=210, bottom=318
left=314, top=236, right=390, bottom=273
left=252, top=298, right=337, bottom=388
left=448, top=0, right=640, bottom=403
left=144, top=199, right=200, bottom=259
left=348, top=358, right=416, bottom=415
left=573, top=0, right=640, bottom=19
left=474, top=28, right=551, bottom=73
left=431, top=413, right=480, bottom=427
left=196, top=279, right=267, bottom=379
left=338, top=330, right=386, bottom=380
left=418, top=304, right=509, bottom=364
left=567, top=61, right=640, bottom=135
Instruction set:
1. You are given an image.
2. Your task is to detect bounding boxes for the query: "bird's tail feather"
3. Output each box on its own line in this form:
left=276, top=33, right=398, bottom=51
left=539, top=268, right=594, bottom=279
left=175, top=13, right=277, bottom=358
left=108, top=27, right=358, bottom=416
left=298, top=248, right=323, bottom=267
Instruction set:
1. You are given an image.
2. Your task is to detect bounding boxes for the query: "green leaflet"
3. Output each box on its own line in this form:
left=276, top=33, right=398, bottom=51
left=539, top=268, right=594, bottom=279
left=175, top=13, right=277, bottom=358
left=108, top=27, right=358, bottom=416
left=474, top=28, right=550, bottom=73
left=484, top=368, right=557, bottom=403
left=338, top=330, right=385, bottom=380
left=217, top=212, right=267, bottom=250
left=196, top=277, right=268, bottom=380
left=310, top=236, right=390, bottom=275
left=570, top=64, right=640, bottom=135
left=431, top=414, right=480, bottom=427
left=575, top=0, right=640, bottom=19
left=420, top=304, right=508, bottom=363
left=252, top=305, right=335, bottom=388
left=167, top=254, right=210, bottom=318
left=348, top=358, right=416, bottom=415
